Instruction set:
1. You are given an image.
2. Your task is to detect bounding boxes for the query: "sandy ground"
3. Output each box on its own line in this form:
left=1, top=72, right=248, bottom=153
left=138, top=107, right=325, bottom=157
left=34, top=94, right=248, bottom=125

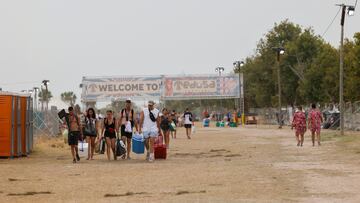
left=1, top=125, right=360, bottom=203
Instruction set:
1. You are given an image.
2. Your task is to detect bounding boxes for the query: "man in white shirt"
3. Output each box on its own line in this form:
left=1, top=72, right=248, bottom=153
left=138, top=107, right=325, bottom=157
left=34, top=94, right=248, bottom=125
left=139, top=101, right=162, bottom=162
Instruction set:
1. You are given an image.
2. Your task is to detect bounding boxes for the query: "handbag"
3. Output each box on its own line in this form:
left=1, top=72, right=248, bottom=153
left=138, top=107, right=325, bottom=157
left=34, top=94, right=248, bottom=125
left=116, top=138, right=126, bottom=157
left=125, top=121, right=133, bottom=133
left=149, top=109, right=157, bottom=122
left=84, top=118, right=97, bottom=136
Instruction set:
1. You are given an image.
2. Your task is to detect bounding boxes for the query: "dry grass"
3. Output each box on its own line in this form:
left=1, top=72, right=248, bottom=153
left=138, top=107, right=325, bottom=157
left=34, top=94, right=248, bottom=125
left=1, top=126, right=360, bottom=202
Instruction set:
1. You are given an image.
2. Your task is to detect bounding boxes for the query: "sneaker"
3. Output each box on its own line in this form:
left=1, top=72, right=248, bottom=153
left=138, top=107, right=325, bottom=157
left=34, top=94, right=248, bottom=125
left=127, top=156, right=131, bottom=160
left=146, top=152, right=150, bottom=161
left=76, top=154, right=80, bottom=161
left=148, top=154, right=154, bottom=162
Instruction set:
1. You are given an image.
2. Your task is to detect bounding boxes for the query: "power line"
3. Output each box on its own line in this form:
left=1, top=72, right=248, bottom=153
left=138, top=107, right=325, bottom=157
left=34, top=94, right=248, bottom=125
left=321, top=6, right=342, bottom=38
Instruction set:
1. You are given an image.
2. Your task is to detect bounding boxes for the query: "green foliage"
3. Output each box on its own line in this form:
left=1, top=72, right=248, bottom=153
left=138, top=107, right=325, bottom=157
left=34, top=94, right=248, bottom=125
left=60, top=91, right=77, bottom=106
left=239, top=20, right=360, bottom=108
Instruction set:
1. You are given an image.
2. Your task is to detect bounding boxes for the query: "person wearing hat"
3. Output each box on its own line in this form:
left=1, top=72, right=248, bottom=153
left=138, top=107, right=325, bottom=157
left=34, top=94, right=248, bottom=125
left=118, top=98, right=138, bottom=159
left=139, top=100, right=162, bottom=162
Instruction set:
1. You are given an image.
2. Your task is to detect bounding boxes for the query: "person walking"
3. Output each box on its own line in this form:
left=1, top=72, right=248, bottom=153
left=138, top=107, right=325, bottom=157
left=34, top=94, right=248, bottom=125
left=84, top=108, right=98, bottom=160
left=139, top=101, right=162, bottom=162
left=309, top=103, right=323, bottom=146
left=160, top=108, right=171, bottom=149
left=101, top=110, right=118, bottom=161
left=183, top=108, right=193, bottom=139
left=170, top=110, right=177, bottom=139
left=291, top=106, right=307, bottom=147
left=118, top=99, right=138, bottom=160
left=65, top=106, right=83, bottom=163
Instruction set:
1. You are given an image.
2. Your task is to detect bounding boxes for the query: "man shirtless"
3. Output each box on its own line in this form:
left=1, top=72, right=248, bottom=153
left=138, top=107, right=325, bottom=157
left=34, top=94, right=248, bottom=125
left=65, top=106, right=83, bottom=163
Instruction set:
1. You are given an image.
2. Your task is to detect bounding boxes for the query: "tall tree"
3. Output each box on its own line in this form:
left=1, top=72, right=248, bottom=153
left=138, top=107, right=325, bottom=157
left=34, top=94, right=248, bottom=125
left=61, top=91, right=77, bottom=107
left=38, top=89, right=53, bottom=111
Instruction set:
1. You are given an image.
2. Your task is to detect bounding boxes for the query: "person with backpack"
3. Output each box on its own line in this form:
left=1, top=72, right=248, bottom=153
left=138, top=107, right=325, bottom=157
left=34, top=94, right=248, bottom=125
left=101, top=110, right=118, bottom=161
left=309, top=103, right=323, bottom=146
left=84, top=108, right=98, bottom=160
left=183, top=108, right=193, bottom=139
left=65, top=106, right=83, bottom=163
left=139, top=100, right=162, bottom=162
left=118, top=99, right=138, bottom=160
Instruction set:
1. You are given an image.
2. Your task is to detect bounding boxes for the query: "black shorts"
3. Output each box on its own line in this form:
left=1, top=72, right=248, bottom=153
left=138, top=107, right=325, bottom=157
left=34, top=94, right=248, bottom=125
left=68, top=131, right=80, bottom=146
left=184, top=124, right=192, bottom=129
left=85, top=133, right=97, bottom=138
left=105, top=132, right=116, bottom=139
left=121, top=125, right=133, bottom=139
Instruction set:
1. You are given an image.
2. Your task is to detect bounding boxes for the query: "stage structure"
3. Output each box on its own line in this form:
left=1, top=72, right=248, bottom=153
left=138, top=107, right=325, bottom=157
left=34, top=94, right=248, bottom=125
left=81, top=74, right=243, bottom=109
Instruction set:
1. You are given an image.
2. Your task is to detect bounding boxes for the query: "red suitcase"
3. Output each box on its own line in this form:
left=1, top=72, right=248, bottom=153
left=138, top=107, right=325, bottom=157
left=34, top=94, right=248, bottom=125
left=154, top=144, right=167, bottom=159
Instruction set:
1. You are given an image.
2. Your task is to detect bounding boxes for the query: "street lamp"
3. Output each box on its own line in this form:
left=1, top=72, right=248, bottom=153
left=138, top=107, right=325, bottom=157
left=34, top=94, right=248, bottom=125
left=273, top=47, right=285, bottom=129
left=42, top=80, right=50, bottom=111
left=338, top=3, right=355, bottom=136
left=215, top=67, right=225, bottom=113
left=215, top=67, right=225, bottom=76
left=33, top=87, right=39, bottom=111
left=233, top=61, right=245, bottom=126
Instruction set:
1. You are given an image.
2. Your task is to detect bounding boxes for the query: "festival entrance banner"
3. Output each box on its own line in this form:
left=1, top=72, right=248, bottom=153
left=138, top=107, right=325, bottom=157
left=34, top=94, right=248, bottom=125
left=81, top=76, right=162, bottom=102
left=163, top=75, right=240, bottom=100
left=81, top=74, right=240, bottom=102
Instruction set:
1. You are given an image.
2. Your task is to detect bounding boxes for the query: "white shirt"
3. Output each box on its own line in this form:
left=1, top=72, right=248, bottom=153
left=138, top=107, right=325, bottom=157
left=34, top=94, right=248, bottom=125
left=142, top=107, right=159, bottom=132
left=184, top=112, right=193, bottom=125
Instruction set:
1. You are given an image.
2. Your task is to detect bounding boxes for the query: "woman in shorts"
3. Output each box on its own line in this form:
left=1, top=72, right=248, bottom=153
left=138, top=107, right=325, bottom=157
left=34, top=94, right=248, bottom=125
left=291, top=106, right=307, bottom=147
left=101, top=110, right=118, bottom=160
left=160, top=108, right=171, bottom=149
left=170, top=110, right=177, bottom=139
left=84, top=108, right=98, bottom=160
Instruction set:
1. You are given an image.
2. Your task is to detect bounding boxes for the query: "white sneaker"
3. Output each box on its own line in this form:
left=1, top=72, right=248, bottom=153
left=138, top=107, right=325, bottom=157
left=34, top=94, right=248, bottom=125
left=148, top=154, right=154, bottom=162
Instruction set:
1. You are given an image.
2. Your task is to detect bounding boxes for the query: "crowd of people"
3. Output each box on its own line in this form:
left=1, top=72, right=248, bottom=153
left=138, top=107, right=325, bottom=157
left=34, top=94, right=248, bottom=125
left=61, top=99, right=194, bottom=163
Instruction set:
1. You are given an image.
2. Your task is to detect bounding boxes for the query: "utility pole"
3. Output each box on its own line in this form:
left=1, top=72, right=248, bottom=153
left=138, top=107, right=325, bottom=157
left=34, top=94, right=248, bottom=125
left=273, top=47, right=285, bottom=129
left=337, top=3, right=355, bottom=135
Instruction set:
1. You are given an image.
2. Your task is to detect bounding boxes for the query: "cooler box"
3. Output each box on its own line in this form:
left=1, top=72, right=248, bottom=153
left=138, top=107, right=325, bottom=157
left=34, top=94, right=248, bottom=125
left=132, top=134, right=145, bottom=154
left=216, top=121, right=220, bottom=127
left=203, top=119, right=210, bottom=127
left=154, top=144, right=167, bottom=159
left=220, top=122, right=225, bottom=127
left=78, top=142, right=88, bottom=158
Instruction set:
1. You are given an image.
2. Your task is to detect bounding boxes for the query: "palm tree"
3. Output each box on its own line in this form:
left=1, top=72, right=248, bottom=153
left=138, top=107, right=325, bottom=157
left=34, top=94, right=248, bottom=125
left=61, top=91, right=77, bottom=107
left=38, top=88, right=53, bottom=111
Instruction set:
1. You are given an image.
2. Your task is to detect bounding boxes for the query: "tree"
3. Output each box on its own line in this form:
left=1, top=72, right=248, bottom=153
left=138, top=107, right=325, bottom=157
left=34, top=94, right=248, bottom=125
left=61, top=91, right=77, bottom=107
left=38, top=89, right=53, bottom=111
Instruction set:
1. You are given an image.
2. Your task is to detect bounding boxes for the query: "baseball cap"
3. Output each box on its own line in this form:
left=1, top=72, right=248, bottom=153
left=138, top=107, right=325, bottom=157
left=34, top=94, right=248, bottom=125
left=125, top=98, right=132, bottom=103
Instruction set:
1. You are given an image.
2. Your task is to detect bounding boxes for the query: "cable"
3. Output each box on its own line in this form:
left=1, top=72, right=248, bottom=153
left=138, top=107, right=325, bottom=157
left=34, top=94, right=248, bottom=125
left=321, top=6, right=342, bottom=38
left=355, top=0, right=358, bottom=8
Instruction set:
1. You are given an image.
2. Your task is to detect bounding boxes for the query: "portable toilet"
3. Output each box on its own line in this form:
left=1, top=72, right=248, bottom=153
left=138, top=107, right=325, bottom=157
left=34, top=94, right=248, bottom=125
left=0, top=92, right=18, bottom=158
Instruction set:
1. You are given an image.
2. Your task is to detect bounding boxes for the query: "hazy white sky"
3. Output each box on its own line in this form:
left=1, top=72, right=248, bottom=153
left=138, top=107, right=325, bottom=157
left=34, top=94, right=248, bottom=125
left=0, top=0, right=359, bottom=106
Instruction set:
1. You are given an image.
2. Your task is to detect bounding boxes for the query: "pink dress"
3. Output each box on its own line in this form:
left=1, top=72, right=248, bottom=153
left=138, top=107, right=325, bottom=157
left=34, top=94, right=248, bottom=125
left=292, top=111, right=306, bottom=134
left=309, top=109, right=322, bottom=133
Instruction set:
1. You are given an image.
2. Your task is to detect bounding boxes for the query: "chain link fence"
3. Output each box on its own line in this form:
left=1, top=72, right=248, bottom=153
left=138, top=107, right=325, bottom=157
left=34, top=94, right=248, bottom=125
left=249, top=101, right=360, bottom=131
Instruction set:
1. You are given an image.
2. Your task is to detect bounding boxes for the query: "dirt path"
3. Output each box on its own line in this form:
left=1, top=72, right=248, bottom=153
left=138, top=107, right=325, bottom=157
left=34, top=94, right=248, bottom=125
left=1, top=126, right=360, bottom=203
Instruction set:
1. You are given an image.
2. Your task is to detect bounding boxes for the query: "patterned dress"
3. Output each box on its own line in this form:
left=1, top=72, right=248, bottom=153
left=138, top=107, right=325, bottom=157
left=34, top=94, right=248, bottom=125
left=292, top=111, right=307, bottom=134
left=309, top=109, right=322, bottom=133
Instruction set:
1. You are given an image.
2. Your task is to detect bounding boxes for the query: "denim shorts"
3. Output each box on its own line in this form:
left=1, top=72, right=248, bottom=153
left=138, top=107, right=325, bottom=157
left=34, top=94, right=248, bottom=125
left=143, top=130, right=158, bottom=139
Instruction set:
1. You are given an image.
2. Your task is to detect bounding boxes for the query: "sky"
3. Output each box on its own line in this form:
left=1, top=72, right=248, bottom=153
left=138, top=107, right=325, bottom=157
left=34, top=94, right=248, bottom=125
left=0, top=0, right=359, bottom=107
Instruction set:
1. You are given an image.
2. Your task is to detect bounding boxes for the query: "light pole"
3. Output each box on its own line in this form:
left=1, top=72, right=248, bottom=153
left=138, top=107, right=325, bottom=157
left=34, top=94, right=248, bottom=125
left=273, top=47, right=285, bottom=129
left=337, top=3, right=355, bottom=135
left=42, top=80, right=50, bottom=112
left=233, top=61, right=245, bottom=126
left=215, top=67, right=225, bottom=113
left=33, top=87, right=39, bottom=111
